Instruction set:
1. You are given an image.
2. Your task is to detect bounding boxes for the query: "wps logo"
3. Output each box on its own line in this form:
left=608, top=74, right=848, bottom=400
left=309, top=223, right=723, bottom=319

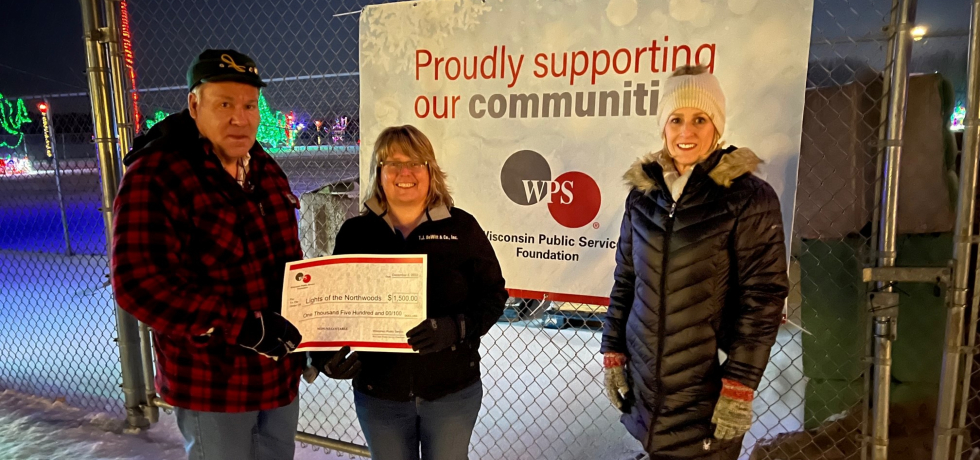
left=294, top=272, right=311, bottom=283
left=500, top=150, right=601, bottom=228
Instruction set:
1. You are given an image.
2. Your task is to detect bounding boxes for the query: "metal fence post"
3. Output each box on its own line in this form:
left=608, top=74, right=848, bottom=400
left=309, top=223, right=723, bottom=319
left=101, top=0, right=160, bottom=424
left=42, top=99, right=74, bottom=256
left=871, top=0, right=916, bottom=458
left=934, top=1, right=980, bottom=458
left=866, top=5, right=902, bottom=458
left=79, top=0, right=148, bottom=430
left=103, top=0, right=134, bottom=164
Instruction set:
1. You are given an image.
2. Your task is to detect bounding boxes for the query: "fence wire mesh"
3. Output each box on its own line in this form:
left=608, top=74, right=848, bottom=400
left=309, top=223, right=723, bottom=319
left=122, top=0, right=901, bottom=458
left=964, top=304, right=980, bottom=459
left=0, top=0, right=971, bottom=459
left=0, top=93, right=124, bottom=414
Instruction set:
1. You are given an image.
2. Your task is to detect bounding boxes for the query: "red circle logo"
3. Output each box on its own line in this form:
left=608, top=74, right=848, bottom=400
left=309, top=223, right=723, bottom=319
left=303, top=274, right=311, bottom=283
left=547, top=171, right=601, bottom=229
left=500, top=150, right=602, bottom=229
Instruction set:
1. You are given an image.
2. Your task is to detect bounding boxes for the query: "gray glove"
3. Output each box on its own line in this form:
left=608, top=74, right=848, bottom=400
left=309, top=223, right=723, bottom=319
left=711, top=378, right=754, bottom=440
left=603, top=352, right=630, bottom=412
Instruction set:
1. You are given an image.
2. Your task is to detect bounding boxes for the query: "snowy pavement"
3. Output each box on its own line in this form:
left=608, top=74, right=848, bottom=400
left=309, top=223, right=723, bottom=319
left=0, top=251, right=123, bottom=414
left=0, top=389, right=182, bottom=460
left=0, top=389, right=354, bottom=460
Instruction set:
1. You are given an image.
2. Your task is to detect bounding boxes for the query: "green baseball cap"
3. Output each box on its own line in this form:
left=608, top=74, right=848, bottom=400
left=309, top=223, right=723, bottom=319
left=186, top=49, right=267, bottom=91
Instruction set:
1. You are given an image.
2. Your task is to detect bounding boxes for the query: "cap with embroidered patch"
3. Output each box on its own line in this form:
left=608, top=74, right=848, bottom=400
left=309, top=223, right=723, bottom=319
left=187, top=49, right=266, bottom=91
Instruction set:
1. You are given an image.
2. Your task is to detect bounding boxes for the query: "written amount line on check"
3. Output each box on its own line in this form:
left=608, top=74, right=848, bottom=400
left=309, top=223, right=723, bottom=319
left=300, top=310, right=410, bottom=321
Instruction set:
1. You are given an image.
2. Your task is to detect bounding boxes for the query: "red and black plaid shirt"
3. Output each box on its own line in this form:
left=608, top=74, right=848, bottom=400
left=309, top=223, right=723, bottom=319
left=112, top=136, right=303, bottom=412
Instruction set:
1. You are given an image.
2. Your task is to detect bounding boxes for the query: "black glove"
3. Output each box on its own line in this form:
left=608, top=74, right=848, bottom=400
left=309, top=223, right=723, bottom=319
left=236, top=311, right=302, bottom=360
left=406, top=317, right=459, bottom=354
left=311, top=346, right=361, bottom=380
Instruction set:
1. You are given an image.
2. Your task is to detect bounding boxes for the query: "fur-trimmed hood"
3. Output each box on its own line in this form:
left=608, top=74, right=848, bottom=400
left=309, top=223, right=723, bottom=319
left=623, top=147, right=761, bottom=192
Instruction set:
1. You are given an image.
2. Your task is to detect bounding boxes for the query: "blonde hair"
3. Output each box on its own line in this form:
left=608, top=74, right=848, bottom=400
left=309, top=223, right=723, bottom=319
left=671, top=64, right=710, bottom=77
left=368, top=125, right=453, bottom=213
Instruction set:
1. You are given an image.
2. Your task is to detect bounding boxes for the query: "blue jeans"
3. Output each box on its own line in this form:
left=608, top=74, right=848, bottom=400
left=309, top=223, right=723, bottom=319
left=354, top=380, right=483, bottom=460
left=174, top=397, right=299, bottom=460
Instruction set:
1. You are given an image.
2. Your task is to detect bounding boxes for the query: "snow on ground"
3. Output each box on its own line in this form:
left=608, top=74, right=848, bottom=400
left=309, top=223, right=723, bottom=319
left=0, top=388, right=356, bottom=460
left=0, top=251, right=123, bottom=414
left=1, top=248, right=804, bottom=460
left=0, top=388, right=182, bottom=460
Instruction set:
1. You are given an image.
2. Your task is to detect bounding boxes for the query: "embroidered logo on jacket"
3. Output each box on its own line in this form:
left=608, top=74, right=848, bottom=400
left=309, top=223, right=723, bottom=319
left=419, top=234, right=458, bottom=241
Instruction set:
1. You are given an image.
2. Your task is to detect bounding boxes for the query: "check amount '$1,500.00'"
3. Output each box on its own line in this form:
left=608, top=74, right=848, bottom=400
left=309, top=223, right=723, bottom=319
left=388, top=294, right=419, bottom=303
left=281, top=254, right=427, bottom=353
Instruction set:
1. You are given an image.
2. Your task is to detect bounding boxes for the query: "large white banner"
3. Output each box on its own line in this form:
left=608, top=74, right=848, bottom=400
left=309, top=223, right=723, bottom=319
left=359, top=0, right=812, bottom=302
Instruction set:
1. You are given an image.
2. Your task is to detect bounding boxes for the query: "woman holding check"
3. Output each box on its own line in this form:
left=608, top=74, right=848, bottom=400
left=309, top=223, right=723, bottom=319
left=312, top=125, right=507, bottom=460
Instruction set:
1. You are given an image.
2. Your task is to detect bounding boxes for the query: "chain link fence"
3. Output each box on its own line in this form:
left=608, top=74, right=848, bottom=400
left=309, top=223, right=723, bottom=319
left=0, top=93, right=124, bottom=414
left=0, top=0, right=972, bottom=458
left=963, top=307, right=980, bottom=459
left=122, top=0, right=903, bottom=458
left=776, top=2, right=964, bottom=459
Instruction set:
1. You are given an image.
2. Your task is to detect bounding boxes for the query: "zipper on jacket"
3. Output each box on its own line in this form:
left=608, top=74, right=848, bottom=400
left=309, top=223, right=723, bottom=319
left=650, top=199, right=675, bottom=449
left=407, top=333, right=415, bottom=399
left=406, top=232, right=417, bottom=400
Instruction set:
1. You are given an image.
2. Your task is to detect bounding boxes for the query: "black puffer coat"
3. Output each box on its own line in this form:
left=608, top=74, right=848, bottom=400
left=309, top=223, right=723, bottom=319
left=601, top=146, right=789, bottom=459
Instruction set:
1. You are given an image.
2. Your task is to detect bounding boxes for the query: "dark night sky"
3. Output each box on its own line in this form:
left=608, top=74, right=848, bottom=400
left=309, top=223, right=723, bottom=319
left=1, top=0, right=368, bottom=97
left=0, top=0, right=89, bottom=96
left=0, top=0, right=971, bottom=98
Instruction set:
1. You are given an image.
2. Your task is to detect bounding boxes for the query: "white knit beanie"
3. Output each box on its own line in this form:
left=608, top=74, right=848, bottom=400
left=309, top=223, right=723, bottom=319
left=657, top=66, right=726, bottom=139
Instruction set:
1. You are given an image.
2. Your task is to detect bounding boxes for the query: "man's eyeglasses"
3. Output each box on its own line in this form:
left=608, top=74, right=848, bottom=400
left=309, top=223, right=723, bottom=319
left=380, top=160, right=428, bottom=173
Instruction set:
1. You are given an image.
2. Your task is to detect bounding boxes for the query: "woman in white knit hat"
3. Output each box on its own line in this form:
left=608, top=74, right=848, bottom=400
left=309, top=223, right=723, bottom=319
left=600, top=65, right=789, bottom=459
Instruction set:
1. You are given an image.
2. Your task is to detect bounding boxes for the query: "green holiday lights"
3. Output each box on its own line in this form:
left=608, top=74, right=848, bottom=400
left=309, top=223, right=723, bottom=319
left=0, top=93, right=32, bottom=149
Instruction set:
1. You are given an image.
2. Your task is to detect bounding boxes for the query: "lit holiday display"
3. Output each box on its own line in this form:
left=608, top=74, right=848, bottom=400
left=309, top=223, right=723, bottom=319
left=951, top=104, right=966, bottom=131
left=144, top=110, right=168, bottom=130
left=0, top=93, right=31, bottom=149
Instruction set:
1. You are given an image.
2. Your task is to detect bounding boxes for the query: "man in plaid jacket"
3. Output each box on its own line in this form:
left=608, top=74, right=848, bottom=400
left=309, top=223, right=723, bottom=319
left=111, top=49, right=305, bottom=460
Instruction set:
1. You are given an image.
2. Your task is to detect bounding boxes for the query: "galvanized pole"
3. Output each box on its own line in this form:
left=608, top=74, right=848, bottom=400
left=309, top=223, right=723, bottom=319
left=79, top=0, right=147, bottom=430
left=871, top=0, right=915, bottom=458
left=136, top=324, right=157, bottom=422
left=953, top=6, right=980, bottom=458
left=872, top=0, right=901, bottom=262
left=43, top=100, right=73, bottom=256
left=934, top=0, right=980, bottom=458
left=102, top=0, right=134, bottom=165
left=100, top=0, right=159, bottom=424
left=865, top=4, right=902, bottom=458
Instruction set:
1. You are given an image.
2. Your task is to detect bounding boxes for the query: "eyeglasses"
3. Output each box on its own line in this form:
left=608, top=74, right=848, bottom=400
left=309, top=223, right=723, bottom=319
left=380, top=160, right=428, bottom=173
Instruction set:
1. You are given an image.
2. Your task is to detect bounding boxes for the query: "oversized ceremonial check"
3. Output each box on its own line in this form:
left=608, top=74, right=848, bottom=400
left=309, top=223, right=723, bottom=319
left=282, top=254, right=427, bottom=353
